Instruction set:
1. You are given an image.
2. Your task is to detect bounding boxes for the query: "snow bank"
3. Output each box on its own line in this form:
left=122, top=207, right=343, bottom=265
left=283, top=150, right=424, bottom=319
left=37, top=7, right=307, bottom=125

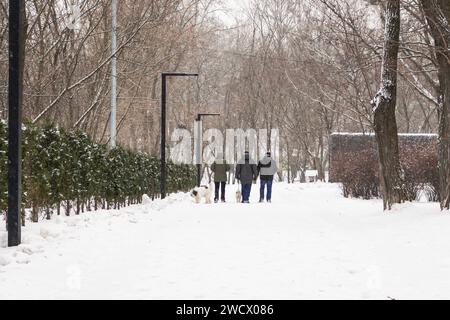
left=0, top=254, right=11, bottom=266
left=0, top=191, right=191, bottom=272
left=142, top=194, right=153, bottom=205
left=0, top=243, right=44, bottom=266
left=144, top=193, right=190, bottom=212
left=13, top=252, right=31, bottom=265
left=40, top=225, right=63, bottom=239
left=0, top=229, right=6, bottom=248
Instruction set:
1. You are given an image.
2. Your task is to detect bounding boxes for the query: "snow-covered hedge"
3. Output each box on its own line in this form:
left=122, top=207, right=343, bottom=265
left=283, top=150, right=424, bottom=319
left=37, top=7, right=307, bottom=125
left=330, top=133, right=439, bottom=201
left=0, top=121, right=196, bottom=223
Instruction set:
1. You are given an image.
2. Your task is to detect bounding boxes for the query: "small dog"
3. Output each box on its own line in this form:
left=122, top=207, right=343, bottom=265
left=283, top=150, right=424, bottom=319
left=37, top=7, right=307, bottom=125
left=236, top=189, right=242, bottom=203
left=191, top=183, right=213, bottom=204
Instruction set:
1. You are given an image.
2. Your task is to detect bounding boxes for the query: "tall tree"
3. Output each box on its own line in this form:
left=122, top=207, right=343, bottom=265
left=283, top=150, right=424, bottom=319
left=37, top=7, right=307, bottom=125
left=371, top=0, right=405, bottom=210
left=420, top=0, right=450, bottom=210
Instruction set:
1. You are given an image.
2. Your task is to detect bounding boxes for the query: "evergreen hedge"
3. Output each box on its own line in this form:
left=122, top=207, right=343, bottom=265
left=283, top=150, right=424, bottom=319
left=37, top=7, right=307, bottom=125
left=0, top=121, right=196, bottom=224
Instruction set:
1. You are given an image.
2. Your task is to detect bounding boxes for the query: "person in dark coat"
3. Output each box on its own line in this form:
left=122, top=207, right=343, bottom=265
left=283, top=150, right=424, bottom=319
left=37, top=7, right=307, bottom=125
left=211, top=153, right=230, bottom=203
left=257, top=152, right=278, bottom=203
left=235, top=151, right=258, bottom=203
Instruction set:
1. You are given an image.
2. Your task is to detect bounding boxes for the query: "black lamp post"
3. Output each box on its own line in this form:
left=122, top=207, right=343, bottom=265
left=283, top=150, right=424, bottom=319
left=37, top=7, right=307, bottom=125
left=160, top=72, right=198, bottom=199
left=195, top=113, right=220, bottom=187
left=7, top=0, right=25, bottom=247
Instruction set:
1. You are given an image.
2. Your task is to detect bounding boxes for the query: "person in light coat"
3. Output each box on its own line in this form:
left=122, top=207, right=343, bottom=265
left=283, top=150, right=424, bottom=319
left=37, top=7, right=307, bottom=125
left=257, top=152, right=278, bottom=203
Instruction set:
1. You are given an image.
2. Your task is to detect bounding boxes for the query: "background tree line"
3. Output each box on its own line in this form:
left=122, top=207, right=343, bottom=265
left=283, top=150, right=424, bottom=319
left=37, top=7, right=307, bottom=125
left=216, top=0, right=448, bottom=210
left=0, top=0, right=449, bottom=211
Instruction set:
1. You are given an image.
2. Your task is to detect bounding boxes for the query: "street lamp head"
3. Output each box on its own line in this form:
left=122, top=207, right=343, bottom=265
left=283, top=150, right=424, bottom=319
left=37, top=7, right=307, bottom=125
left=162, top=72, right=199, bottom=77
left=196, top=113, right=221, bottom=121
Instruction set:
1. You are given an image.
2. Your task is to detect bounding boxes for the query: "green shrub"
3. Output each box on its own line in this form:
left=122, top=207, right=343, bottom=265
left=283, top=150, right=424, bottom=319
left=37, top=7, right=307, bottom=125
left=0, top=122, right=196, bottom=223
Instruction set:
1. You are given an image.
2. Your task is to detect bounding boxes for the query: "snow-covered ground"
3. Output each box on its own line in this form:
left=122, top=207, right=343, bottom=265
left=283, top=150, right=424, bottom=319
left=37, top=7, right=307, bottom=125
left=1, top=183, right=449, bottom=300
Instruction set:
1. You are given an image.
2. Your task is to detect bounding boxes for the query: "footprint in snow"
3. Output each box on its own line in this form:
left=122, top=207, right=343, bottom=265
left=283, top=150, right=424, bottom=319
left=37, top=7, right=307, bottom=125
left=0, top=255, right=12, bottom=267
left=129, top=218, right=139, bottom=224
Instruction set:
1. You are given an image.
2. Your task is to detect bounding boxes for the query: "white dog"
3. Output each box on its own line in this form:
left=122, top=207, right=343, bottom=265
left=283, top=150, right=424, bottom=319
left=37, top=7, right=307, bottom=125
left=236, top=189, right=242, bottom=203
left=191, top=183, right=213, bottom=204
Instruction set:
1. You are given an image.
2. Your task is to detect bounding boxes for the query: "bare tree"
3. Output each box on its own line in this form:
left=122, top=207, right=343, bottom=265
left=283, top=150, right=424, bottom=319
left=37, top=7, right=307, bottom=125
left=371, top=0, right=405, bottom=210
left=420, top=0, right=450, bottom=210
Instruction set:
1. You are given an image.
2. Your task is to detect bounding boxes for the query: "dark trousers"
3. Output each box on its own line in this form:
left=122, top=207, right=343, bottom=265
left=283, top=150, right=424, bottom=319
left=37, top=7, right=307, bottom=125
left=242, top=184, right=252, bottom=202
left=215, top=182, right=226, bottom=201
left=260, top=180, right=273, bottom=201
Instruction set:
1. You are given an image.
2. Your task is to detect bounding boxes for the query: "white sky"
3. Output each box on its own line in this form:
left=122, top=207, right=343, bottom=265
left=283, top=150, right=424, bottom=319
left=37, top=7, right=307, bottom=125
left=216, top=0, right=380, bottom=29
left=215, top=0, right=250, bottom=26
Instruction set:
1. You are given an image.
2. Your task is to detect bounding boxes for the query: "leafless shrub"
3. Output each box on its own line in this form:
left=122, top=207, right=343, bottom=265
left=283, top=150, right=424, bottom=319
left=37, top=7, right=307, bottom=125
left=330, top=134, right=439, bottom=201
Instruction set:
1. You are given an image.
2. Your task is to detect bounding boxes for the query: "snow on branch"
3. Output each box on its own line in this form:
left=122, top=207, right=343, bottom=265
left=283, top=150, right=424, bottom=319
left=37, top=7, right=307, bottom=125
left=371, top=79, right=394, bottom=113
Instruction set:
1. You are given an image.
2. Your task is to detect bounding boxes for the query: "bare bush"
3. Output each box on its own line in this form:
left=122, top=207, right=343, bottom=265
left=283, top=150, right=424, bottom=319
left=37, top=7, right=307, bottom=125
left=330, top=134, right=439, bottom=202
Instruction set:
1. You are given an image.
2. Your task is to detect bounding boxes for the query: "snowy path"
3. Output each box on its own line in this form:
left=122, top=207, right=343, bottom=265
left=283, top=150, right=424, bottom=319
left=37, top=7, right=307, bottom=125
left=1, top=183, right=450, bottom=300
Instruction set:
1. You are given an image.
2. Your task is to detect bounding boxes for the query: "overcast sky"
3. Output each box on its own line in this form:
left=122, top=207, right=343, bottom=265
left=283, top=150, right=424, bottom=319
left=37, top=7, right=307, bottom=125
left=215, top=0, right=249, bottom=26
left=216, top=0, right=381, bottom=29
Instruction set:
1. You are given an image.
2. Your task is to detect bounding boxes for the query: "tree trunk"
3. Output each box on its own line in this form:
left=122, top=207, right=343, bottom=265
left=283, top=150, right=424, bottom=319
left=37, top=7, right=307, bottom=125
left=318, top=134, right=325, bottom=181
left=76, top=199, right=80, bottom=215
left=65, top=200, right=71, bottom=216
left=420, top=0, right=450, bottom=210
left=21, top=208, right=25, bottom=227
left=286, top=142, right=291, bottom=184
left=32, top=205, right=39, bottom=223
left=372, top=0, right=405, bottom=210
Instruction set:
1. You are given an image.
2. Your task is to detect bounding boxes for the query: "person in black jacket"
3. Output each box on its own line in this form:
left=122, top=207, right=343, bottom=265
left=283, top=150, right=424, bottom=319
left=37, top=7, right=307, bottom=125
left=235, top=151, right=258, bottom=203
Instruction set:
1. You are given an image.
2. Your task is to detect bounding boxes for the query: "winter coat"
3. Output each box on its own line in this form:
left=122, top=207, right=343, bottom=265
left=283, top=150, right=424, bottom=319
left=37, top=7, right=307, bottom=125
left=236, top=155, right=258, bottom=184
left=211, top=160, right=230, bottom=182
left=258, top=156, right=278, bottom=181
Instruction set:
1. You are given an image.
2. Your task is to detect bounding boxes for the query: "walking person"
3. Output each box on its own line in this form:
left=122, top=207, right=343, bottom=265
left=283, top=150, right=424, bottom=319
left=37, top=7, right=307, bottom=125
left=211, top=153, right=230, bottom=203
left=235, top=151, right=258, bottom=203
left=258, top=152, right=278, bottom=203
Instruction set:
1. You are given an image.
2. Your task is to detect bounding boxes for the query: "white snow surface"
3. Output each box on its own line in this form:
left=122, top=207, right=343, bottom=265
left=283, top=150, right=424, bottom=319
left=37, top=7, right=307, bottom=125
left=1, top=183, right=450, bottom=300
